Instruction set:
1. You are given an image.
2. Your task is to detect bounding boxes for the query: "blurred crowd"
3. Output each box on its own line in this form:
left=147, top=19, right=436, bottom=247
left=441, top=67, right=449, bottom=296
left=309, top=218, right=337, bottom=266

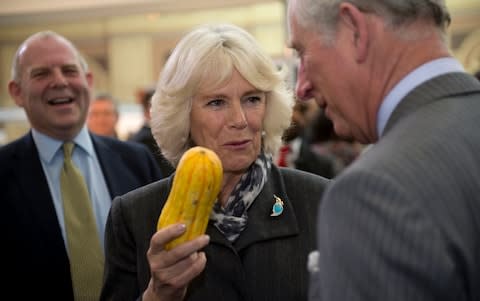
left=275, top=99, right=365, bottom=178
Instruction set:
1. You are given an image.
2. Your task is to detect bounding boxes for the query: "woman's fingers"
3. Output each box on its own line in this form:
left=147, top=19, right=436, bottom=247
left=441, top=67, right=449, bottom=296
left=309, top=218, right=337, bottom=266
left=148, top=223, right=186, bottom=254
left=144, top=226, right=210, bottom=300
left=155, top=251, right=208, bottom=289
left=148, top=233, right=209, bottom=269
left=147, top=223, right=210, bottom=283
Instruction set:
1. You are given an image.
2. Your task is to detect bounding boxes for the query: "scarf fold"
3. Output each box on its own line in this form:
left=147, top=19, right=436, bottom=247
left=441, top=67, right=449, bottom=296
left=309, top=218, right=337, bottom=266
left=210, top=153, right=271, bottom=242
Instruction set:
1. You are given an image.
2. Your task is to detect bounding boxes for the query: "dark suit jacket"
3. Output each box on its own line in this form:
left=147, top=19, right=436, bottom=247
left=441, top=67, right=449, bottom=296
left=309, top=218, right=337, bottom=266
left=294, top=136, right=335, bottom=179
left=101, top=165, right=329, bottom=301
left=0, top=132, right=163, bottom=300
left=128, top=124, right=175, bottom=177
left=314, top=73, right=480, bottom=300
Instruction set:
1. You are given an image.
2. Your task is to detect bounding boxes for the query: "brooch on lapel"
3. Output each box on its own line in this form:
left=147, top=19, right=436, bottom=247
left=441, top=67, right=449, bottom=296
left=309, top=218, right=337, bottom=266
left=270, top=194, right=284, bottom=217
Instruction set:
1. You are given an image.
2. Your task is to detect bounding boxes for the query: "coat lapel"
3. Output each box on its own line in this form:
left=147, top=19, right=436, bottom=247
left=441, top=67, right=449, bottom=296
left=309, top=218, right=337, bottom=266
left=91, top=136, right=125, bottom=198
left=13, top=133, right=66, bottom=248
left=207, top=168, right=300, bottom=252
left=384, top=72, right=480, bottom=135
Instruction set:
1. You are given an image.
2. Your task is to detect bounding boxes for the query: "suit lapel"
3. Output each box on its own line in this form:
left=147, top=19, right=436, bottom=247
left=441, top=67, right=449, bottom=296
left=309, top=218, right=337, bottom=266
left=209, top=169, right=300, bottom=252
left=13, top=133, right=66, bottom=248
left=384, top=72, right=480, bottom=135
left=91, top=136, right=124, bottom=198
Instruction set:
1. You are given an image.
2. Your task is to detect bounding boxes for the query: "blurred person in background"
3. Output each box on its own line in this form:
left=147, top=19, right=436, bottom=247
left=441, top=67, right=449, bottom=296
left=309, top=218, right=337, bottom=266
left=288, top=0, right=480, bottom=300
left=128, top=86, right=175, bottom=176
left=101, top=23, right=329, bottom=301
left=0, top=30, right=163, bottom=300
left=87, top=92, right=119, bottom=138
left=308, top=109, right=363, bottom=176
left=277, top=100, right=335, bottom=178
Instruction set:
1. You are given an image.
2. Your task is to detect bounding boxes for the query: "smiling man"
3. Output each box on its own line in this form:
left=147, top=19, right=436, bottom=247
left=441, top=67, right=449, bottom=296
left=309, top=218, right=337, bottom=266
left=0, top=31, right=163, bottom=300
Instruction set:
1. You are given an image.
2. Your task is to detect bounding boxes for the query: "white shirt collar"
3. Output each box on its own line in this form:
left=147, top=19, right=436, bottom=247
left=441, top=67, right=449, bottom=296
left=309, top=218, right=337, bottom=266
left=32, top=126, right=95, bottom=163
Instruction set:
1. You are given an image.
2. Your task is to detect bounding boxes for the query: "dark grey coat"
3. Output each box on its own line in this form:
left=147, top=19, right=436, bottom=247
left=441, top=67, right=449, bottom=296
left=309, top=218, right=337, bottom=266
left=313, top=72, right=480, bottom=301
left=101, top=165, right=329, bottom=301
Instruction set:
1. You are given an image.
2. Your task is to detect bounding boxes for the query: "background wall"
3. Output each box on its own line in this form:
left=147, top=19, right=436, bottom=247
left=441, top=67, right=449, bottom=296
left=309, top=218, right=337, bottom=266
left=0, top=0, right=479, bottom=142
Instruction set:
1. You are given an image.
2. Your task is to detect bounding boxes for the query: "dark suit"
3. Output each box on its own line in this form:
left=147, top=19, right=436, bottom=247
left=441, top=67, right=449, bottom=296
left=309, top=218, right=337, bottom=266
left=313, top=73, right=480, bottom=300
left=101, top=166, right=329, bottom=301
left=128, top=124, right=175, bottom=177
left=294, top=136, right=335, bottom=179
left=0, top=132, right=163, bottom=300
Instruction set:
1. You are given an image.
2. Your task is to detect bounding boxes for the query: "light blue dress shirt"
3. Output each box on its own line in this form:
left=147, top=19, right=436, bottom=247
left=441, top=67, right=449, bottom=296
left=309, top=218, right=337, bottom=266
left=32, top=126, right=112, bottom=252
left=377, top=57, right=465, bottom=137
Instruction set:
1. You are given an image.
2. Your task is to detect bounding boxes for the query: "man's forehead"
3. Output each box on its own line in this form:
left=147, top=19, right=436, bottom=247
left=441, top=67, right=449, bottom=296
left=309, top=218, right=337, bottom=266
left=286, top=14, right=302, bottom=50
left=21, top=35, right=73, bottom=58
left=21, top=38, right=77, bottom=66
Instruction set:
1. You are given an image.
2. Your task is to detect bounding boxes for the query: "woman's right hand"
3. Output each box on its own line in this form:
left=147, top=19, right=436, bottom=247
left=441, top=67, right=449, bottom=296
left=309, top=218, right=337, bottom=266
left=142, top=223, right=210, bottom=301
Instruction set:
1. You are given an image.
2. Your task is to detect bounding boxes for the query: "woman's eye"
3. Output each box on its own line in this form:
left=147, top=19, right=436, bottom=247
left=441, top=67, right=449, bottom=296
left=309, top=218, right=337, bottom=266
left=207, top=98, right=224, bottom=107
left=247, top=96, right=261, bottom=102
left=244, top=94, right=264, bottom=105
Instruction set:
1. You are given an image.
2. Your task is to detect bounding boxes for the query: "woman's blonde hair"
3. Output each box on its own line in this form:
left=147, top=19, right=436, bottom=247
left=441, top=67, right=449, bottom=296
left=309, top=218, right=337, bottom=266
left=151, top=23, right=294, bottom=166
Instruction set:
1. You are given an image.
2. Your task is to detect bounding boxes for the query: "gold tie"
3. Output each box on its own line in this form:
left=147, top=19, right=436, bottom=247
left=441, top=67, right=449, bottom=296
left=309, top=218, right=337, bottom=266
left=61, top=142, right=104, bottom=301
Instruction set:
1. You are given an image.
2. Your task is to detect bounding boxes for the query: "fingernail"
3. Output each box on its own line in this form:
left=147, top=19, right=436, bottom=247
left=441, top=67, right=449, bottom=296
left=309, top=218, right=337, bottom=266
left=203, top=234, right=210, bottom=244
left=176, top=223, right=186, bottom=233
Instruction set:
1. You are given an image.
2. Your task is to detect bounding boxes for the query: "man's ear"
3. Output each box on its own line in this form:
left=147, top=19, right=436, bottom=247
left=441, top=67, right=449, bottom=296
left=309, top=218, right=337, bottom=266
left=86, top=71, right=94, bottom=88
left=8, top=80, right=24, bottom=107
left=339, top=3, right=369, bottom=63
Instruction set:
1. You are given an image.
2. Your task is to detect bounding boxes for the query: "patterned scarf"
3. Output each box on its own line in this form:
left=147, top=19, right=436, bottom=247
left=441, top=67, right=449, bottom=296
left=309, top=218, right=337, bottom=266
left=210, top=153, right=271, bottom=242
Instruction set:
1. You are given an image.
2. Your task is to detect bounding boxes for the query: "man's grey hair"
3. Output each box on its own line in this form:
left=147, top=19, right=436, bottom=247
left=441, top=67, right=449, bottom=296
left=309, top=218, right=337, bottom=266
left=290, top=0, right=451, bottom=44
left=11, top=30, right=88, bottom=83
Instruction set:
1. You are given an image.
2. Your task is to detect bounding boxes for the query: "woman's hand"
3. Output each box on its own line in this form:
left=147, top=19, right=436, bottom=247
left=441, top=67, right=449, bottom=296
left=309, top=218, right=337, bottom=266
left=142, top=223, right=210, bottom=301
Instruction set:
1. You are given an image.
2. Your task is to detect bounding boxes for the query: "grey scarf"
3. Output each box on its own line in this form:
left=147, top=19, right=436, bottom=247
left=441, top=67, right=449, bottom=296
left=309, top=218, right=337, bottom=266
left=210, top=153, right=270, bottom=242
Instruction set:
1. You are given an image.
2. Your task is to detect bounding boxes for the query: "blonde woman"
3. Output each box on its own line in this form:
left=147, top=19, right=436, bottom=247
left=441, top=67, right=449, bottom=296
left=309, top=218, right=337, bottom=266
left=101, top=23, right=329, bottom=301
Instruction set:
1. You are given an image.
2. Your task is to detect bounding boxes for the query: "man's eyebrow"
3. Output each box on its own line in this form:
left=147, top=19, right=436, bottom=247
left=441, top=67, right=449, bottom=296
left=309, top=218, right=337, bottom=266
left=29, top=66, right=49, bottom=75
left=62, top=63, right=80, bottom=68
left=30, top=66, right=47, bottom=71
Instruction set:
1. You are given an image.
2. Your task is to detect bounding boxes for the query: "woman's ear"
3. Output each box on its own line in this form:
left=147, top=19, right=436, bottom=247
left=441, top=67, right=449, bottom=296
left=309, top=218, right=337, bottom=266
left=338, top=3, right=369, bottom=63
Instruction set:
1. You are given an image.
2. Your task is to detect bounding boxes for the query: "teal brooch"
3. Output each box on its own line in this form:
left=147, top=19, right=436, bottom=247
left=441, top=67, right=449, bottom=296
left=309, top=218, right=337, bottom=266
left=270, top=194, right=284, bottom=217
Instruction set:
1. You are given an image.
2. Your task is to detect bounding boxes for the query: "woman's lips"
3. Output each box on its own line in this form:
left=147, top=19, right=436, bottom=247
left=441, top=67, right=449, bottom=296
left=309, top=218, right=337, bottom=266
left=225, top=140, right=250, bottom=149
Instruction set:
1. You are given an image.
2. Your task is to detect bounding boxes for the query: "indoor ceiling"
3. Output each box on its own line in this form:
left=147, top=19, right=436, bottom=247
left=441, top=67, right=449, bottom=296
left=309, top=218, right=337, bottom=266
left=0, top=0, right=478, bottom=29
left=0, top=0, right=280, bottom=26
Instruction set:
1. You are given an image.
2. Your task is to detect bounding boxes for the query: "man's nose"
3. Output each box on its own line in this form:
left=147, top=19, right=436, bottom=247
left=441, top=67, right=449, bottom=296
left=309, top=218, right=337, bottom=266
left=295, top=62, right=313, bottom=101
left=50, top=69, right=68, bottom=87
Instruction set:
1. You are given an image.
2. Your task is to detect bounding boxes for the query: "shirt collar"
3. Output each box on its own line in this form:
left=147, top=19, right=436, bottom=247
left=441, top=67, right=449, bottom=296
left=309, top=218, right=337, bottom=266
left=376, top=57, right=464, bottom=137
left=32, top=126, right=95, bottom=163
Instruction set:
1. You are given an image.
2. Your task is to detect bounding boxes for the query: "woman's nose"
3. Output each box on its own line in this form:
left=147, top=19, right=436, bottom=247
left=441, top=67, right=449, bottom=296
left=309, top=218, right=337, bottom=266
left=230, top=102, right=248, bottom=128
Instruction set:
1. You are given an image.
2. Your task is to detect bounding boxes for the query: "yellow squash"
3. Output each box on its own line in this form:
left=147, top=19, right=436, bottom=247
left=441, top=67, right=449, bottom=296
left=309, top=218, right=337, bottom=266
left=157, top=146, right=223, bottom=250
